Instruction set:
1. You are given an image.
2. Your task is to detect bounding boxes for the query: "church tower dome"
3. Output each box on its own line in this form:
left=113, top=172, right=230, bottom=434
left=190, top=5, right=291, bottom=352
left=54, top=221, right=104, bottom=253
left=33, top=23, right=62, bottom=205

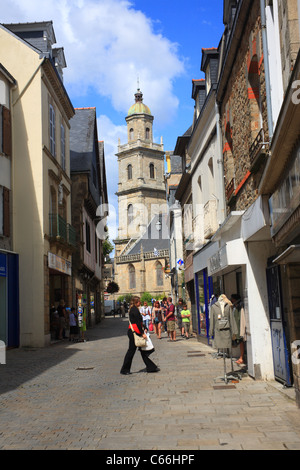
left=128, top=88, right=151, bottom=116
left=126, top=88, right=154, bottom=143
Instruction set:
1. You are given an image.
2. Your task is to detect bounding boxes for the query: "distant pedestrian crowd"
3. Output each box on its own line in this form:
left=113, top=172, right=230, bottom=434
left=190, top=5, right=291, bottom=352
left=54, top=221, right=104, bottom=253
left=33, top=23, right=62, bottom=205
left=50, top=299, right=87, bottom=343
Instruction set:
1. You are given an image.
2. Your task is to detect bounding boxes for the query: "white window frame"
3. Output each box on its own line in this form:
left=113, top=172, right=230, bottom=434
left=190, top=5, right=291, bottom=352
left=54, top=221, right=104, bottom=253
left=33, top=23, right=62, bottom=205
left=49, top=104, right=56, bottom=156
left=60, top=123, right=65, bottom=170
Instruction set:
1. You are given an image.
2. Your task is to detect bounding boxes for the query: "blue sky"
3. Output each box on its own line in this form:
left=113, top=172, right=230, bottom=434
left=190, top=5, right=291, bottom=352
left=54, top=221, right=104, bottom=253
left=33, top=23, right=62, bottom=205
left=1, top=0, right=224, bottom=235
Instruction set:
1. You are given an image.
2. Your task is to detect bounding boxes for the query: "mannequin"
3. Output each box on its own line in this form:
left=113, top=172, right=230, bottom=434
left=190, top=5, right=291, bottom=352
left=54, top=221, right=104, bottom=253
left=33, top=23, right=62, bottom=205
left=209, top=294, right=238, bottom=349
left=209, top=294, right=241, bottom=384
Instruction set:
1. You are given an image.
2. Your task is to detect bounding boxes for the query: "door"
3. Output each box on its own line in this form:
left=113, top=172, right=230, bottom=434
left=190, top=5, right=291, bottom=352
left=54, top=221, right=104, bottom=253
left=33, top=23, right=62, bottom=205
left=266, top=264, right=292, bottom=386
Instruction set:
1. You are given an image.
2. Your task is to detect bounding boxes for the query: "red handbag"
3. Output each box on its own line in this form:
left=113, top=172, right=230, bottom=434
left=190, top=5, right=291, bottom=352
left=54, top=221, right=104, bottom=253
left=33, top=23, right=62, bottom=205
left=149, top=322, right=154, bottom=332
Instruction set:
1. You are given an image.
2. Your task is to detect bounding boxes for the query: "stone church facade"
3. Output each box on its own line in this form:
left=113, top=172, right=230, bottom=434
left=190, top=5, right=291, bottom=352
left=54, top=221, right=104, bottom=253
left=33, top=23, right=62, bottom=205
left=114, top=88, right=171, bottom=299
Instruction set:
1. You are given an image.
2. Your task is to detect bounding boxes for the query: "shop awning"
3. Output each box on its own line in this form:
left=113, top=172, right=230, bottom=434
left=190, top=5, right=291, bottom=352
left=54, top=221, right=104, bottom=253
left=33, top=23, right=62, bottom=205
left=208, top=238, right=247, bottom=276
left=273, top=245, right=300, bottom=265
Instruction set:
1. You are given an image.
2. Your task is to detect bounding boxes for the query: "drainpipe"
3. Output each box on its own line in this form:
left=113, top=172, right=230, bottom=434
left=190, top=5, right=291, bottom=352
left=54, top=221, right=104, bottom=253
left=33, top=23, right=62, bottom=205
left=260, top=0, right=274, bottom=141
left=215, top=101, right=226, bottom=225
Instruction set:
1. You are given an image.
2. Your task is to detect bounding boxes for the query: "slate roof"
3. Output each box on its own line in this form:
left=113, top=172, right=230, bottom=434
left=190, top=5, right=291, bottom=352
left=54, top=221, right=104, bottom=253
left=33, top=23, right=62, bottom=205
left=127, top=213, right=170, bottom=255
left=70, top=107, right=101, bottom=206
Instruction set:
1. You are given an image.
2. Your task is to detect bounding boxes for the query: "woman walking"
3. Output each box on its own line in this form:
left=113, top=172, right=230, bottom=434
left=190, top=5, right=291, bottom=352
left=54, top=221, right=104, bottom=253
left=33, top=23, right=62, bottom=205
left=120, top=296, right=160, bottom=375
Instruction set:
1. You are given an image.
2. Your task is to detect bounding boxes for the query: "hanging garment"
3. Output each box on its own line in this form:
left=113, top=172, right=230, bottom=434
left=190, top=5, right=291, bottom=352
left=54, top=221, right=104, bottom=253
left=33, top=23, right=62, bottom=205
left=209, top=300, right=238, bottom=349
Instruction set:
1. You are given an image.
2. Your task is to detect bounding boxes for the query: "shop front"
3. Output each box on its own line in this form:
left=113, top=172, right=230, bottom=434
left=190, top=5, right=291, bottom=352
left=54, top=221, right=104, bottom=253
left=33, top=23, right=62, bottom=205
left=0, top=250, right=19, bottom=348
left=193, top=241, right=223, bottom=342
left=204, top=206, right=275, bottom=381
left=48, top=252, right=72, bottom=340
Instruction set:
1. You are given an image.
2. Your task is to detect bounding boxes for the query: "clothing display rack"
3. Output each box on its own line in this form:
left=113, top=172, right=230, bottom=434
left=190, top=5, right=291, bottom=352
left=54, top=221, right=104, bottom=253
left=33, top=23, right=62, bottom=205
left=213, top=348, right=243, bottom=384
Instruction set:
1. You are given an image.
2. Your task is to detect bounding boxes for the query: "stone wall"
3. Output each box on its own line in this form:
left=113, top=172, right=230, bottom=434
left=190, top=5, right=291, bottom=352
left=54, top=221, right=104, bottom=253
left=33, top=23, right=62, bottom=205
left=221, top=0, right=269, bottom=213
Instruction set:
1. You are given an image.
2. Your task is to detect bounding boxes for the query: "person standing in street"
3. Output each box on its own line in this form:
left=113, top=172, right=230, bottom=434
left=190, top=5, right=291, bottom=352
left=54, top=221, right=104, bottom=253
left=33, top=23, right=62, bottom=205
left=152, top=300, right=163, bottom=339
left=120, top=296, right=160, bottom=375
left=140, top=301, right=151, bottom=330
left=176, top=298, right=184, bottom=337
left=181, top=303, right=191, bottom=339
left=57, top=299, right=66, bottom=340
left=166, top=297, right=176, bottom=342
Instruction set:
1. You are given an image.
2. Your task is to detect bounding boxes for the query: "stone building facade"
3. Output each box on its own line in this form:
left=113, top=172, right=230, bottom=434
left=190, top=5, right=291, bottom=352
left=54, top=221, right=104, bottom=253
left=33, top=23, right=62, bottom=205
left=114, top=89, right=171, bottom=300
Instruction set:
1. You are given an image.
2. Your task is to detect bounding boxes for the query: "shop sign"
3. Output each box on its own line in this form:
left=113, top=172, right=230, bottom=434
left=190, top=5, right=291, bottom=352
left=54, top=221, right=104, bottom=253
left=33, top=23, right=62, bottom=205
left=208, top=246, right=228, bottom=276
left=0, top=254, right=7, bottom=277
left=48, top=252, right=71, bottom=276
left=270, top=144, right=300, bottom=237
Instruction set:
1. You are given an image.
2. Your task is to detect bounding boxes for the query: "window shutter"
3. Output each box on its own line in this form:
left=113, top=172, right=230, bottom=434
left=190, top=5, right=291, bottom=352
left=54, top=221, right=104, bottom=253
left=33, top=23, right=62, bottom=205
left=2, top=106, right=12, bottom=157
left=3, top=187, right=10, bottom=237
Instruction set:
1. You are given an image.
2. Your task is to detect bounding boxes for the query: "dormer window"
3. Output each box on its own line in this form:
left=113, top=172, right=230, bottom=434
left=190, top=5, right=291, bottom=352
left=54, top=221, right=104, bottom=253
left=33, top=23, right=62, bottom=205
left=206, top=64, right=211, bottom=94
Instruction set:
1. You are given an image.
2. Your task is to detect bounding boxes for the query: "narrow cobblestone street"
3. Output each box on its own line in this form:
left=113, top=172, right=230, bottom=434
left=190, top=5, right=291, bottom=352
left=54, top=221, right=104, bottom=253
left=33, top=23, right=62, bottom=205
left=1, top=316, right=300, bottom=451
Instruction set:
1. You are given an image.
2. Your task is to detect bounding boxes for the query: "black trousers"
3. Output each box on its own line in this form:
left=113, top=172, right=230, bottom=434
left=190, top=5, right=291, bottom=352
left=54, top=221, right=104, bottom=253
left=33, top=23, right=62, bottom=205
left=121, top=329, right=158, bottom=373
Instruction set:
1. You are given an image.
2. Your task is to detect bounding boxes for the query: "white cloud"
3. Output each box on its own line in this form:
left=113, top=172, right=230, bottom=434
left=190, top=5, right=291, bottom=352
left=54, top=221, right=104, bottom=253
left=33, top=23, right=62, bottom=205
left=1, top=0, right=185, bottom=124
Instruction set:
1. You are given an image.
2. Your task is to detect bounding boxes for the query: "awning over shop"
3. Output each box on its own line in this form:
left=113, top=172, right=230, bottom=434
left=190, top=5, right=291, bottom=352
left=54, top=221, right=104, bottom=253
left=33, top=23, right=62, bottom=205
left=208, top=238, right=247, bottom=276
left=273, top=245, right=300, bottom=265
left=242, top=195, right=271, bottom=242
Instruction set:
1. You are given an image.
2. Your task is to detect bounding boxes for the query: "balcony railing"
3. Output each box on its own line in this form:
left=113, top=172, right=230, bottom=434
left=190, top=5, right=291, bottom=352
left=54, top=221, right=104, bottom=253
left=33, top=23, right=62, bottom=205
left=49, top=214, right=76, bottom=247
left=249, top=128, right=267, bottom=172
left=225, top=178, right=235, bottom=201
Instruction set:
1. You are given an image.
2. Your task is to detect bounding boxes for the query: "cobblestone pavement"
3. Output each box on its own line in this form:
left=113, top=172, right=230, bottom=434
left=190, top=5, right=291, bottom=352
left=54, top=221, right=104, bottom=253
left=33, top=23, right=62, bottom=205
left=1, top=316, right=300, bottom=450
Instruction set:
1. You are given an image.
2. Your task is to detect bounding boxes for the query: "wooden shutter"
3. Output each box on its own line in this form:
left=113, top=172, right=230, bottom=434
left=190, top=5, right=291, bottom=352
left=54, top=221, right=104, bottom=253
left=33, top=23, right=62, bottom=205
left=3, top=187, right=10, bottom=237
left=2, top=106, right=12, bottom=157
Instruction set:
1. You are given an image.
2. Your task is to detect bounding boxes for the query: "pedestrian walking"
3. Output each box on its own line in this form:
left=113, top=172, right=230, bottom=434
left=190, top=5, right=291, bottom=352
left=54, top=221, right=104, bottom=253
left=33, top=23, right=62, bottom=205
left=181, top=303, right=191, bottom=339
left=151, top=300, right=163, bottom=339
left=120, top=296, right=160, bottom=375
left=166, top=297, right=176, bottom=342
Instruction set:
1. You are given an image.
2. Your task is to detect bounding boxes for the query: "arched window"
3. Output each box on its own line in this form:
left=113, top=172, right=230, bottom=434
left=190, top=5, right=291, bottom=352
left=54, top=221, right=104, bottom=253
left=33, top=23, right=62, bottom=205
left=149, top=163, right=155, bottom=179
left=127, top=164, right=132, bottom=180
left=128, top=204, right=134, bottom=228
left=129, top=128, right=134, bottom=140
left=145, top=127, right=150, bottom=139
left=128, top=264, right=136, bottom=289
left=155, top=261, right=163, bottom=286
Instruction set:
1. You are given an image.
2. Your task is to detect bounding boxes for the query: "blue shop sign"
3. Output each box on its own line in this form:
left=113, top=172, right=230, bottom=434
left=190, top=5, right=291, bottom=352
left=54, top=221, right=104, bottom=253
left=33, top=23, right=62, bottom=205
left=0, top=254, right=7, bottom=277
